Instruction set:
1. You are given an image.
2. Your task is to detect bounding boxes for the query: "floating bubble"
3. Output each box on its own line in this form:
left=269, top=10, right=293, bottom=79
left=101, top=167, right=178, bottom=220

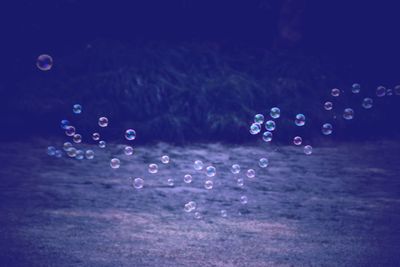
left=36, top=54, right=53, bottom=71
left=63, top=142, right=73, bottom=151
left=321, top=123, right=333, bottom=135
left=75, top=150, right=84, bottom=160
left=387, top=88, right=393, bottom=96
left=376, top=86, right=386, bottom=97
left=98, top=140, right=106, bottom=148
left=265, top=120, right=276, bottom=131
left=60, top=119, right=70, bottom=130
left=65, top=126, right=76, bottom=136
left=254, top=114, right=264, bottom=124
left=73, top=134, right=82, bottom=144
left=343, top=108, right=354, bottom=120
left=293, top=136, right=302, bottom=146
left=133, top=178, right=144, bottom=189
left=220, top=210, right=227, bottom=218
left=85, top=150, right=94, bottom=159
left=184, top=174, right=193, bottom=184
left=395, top=85, right=400, bottom=95
left=110, top=158, right=121, bottom=169
left=194, top=212, right=202, bottom=219
left=98, top=117, right=109, bottom=127
left=204, top=180, right=213, bottom=190
left=206, top=166, right=216, bottom=177
left=362, top=98, right=373, bottom=109
left=47, top=146, right=56, bottom=156
left=250, top=123, right=261, bottom=135
left=72, top=104, right=82, bottom=114
left=270, top=107, right=281, bottom=119
left=161, top=155, right=170, bottom=164
left=246, top=169, right=255, bottom=178
left=304, top=145, right=313, bottom=155
left=237, top=178, right=244, bottom=187
left=259, top=158, right=269, bottom=168
left=125, top=129, right=136, bottom=141
left=66, top=147, right=77, bottom=157
left=54, top=150, right=62, bottom=158
left=167, top=178, right=174, bottom=186
left=194, top=160, right=204, bottom=171
left=148, top=163, right=158, bottom=174
left=124, top=146, right=134, bottom=156
left=188, top=201, right=197, bottom=210
left=262, top=131, right=273, bottom=142
left=352, top=83, right=361, bottom=94
left=240, top=195, right=248, bottom=204
left=324, top=101, right=333, bottom=111
left=184, top=203, right=192, bottom=213
left=92, top=132, right=100, bottom=141
left=331, top=88, right=340, bottom=97
left=295, top=114, right=306, bottom=126
left=231, top=164, right=241, bottom=174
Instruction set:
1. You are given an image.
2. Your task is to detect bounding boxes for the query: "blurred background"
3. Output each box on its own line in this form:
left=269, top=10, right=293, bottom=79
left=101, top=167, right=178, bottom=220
left=1, top=0, right=399, bottom=144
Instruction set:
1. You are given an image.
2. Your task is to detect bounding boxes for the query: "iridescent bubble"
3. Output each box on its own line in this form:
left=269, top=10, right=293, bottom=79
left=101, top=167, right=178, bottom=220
left=63, top=142, right=72, bottom=151
left=324, top=101, right=333, bottom=111
left=75, top=150, right=84, bottom=160
left=262, top=131, right=273, bottom=142
left=376, top=86, right=386, bottom=97
left=73, top=134, right=82, bottom=144
left=231, top=164, right=241, bottom=174
left=352, top=83, right=361, bottom=94
left=124, top=146, right=133, bottom=156
left=110, top=158, right=121, bottom=169
left=133, top=178, right=144, bottom=189
left=54, top=150, right=62, bottom=158
left=293, top=136, right=302, bottom=146
left=194, top=160, right=204, bottom=171
left=184, top=174, right=193, bottom=184
left=250, top=123, right=261, bottom=135
left=47, top=146, right=56, bottom=156
left=85, top=150, right=94, bottom=159
left=98, top=117, right=109, bottom=127
left=92, top=132, right=100, bottom=141
left=395, top=85, right=400, bottom=95
left=98, top=140, right=106, bottom=148
left=167, top=178, right=174, bottom=186
left=194, top=212, right=202, bottom=219
left=265, top=120, right=276, bottom=131
left=259, top=158, right=269, bottom=168
left=72, top=104, right=82, bottom=114
left=331, top=88, right=340, bottom=97
left=204, top=180, right=213, bottom=190
left=295, top=114, right=306, bottom=126
left=125, top=129, right=136, bottom=141
left=237, top=178, right=244, bottom=187
left=220, top=209, right=227, bottom=218
left=60, top=119, right=70, bottom=130
left=65, top=126, right=76, bottom=137
left=66, top=147, right=77, bottom=157
left=304, top=145, right=313, bottom=155
left=148, top=163, right=158, bottom=174
left=362, top=98, right=373, bottom=109
left=343, top=108, right=354, bottom=120
left=206, top=166, right=216, bottom=177
left=254, top=114, right=264, bottom=124
left=321, top=123, right=333, bottom=135
left=161, top=155, right=170, bottom=164
left=36, top=54, right=53, bottom=71
left=246, top=169, right=255, bottom=178
left=270, top=107, right=281, bottom=119
left=240, top=195, right=248, bottom=204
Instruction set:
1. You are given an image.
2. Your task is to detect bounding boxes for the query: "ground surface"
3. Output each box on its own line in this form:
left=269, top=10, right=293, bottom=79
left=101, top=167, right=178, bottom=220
left=0, top=140, right=399, bottom=267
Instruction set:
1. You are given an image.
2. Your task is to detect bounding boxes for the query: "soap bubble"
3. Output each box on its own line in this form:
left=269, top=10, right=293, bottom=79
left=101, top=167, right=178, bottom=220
left=188, top=201, right=197, bottom=210
left=395, top=85, right=400, bottom=95
left=124, top=146, right=133, bottom=156
left=73, top=134, right=82, bottom=144
left=254, top=114, right=264, bottom=124
left=250, top=123, right=261, bottom=135
left=324, top=101, right=333, bottom=111
left=99, top=140, right=106, bottom=148
left=125, top=129, right=136, bottom=141
left=387, top=88, right=393, bottom=96
left=259, top=158, right=269, bottom=168
left=72, top=104, right=82, bottom=114
left=133, top=178, right=144, bottom=189
left=231, top=164, right=241, bottom=174
left=98, top=117, right=109, bottom=127
left=304, top=145, right=313, bottom=155
left=184, top=203, right=192, bottom=213
left=36, top=54, right=53, bottom=71
left=60, top=119, right=70, bottom=130
left=206, top=166, right=216, bottom=177
left=66, top=147, right=77, bottom=157
left=270, top=107, right=281, bottom=119
left=295, top=114, right=306, bottom=126
left=362, top=98, right=373, bottom=109
left=262, top=131, right=273, bottom=142
left=220, top=210, right=227, bottom=218
left=161, top=155, right=170, bottom=164
left=237, top=178, right=244, bottom=187
left=246, top=169, right=255, bottom=178
left=321, top=123, right=333, bottom=135
left=85, top=150, right=94, bottom=159
left=331, top=88, right=340, bottom=97
left=63, top=142, right=73, bottom=151
left=194, top=212, right=202, bottom=219
left=75, top=150, right=84, bottom=160
left=343, top=108, right=354, bottom=120
left=352, top=83, right=361, bottom=93
left=47, top=146, right=56, bottom=156
left=293, top=136, right=302, bottom=146
left=184, top=174, right=193, bottom=184
left=65, top=126, right=76, bottom=136
left=265, top=120, right=276, bottom=131
left=92, top=133, right=100, bottom=141
left=148, top=163, right=158, bottom=174
left=240, top=195, right=248, bottom=204
left=110, top=158, right=121, bottom=169
left=376, top=86, right=386, bottom=97
left=194, top=160, right=204, bottom=171
left=167, top=178, right=174, bottom=186
left=54, top=150, right=62, bottom=158
left=204, top=180, right=213, bottom=190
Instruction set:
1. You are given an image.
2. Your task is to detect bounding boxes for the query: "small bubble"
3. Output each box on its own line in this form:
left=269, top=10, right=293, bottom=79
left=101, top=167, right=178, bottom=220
left=231, top=164, right=241, bottom=174
left=66, top=147, right=77, bottom=157
left=125, top=129, right=136, bottom=141
left=293, top=136, right=302, bottom=146
left=75, top=150, right=84, bottom=160
left=194, top=212, right=202, bottom=219
left=98, top=140, right=106, bottom=148
left=352, top=83, right=361, bottom=94
left=262, top=131, right=273, bottom=142
left=246, top=169, right=255, bottom=178
left=250, top=123, right=261, bottom=135
left=331, top=88, right=340, bottom=97
left=321, top=123, right=333, bottom=135
left=240, top=195, right=248, bottom=204
left=270, top=107, right=281, bottom=119
left=63, top=142, right=73, bottom=151
left=362, top=98, right=373, bottom=109
left=184, top=174, right=193, bottom=184
left=387, top=88, right=393, bottom=96
left=194, top=160, right=204, bottom=171
left=54, top=150, right=62, bottom=158
left=324, top=101, right=333, bottom=111
left=295, top=114, right=306, bottom=126
left=254, top=114, right=264, bottom=124
left=184, top=203, right=192, bottom=213
left=343, top=108, right=354, bottom=120
left=60, top=119, right=70, bottom=130
left=92, top=132, right=100, bottom=141
left=206, top=166, right=216, bottom=177
left=304, top=145, right=313, bottom=155
left=220, top=209, right=227, bottom=218
left=72, top=104, right=82, bottom=114
left=73, top=134, right=82, bottom=144
left=47, top=146, right=56, bottom=156
left=98, top=117, right=109, bottom=127
left=161, top=155, right=170, bottom=164
left=395, top=85, right=400, bottom=95
left=188, top=201, right=197, bottom=210
left=36, top=54, right=53, bottom=71
left=110, top=158, right=120, bottom=169
left=265, top=120, right=276, bottom=131
left=148, top=163, right=158, bottom=174
left=85, top=150, right=94, bottom=159
left=204, top=180, right=213, bottom=190
left=124, top=146, right=134, bottom=155
left=259, top=158, right=269, bottom=168
left=376, top=86, right=386, bottom=97
left=65, top=126, right=76, bottom=137
left=167, top=178, right=174, bottom=186
left=133, top=178, right=144, bottom=189
left=237, top=178, right=244, bottom=187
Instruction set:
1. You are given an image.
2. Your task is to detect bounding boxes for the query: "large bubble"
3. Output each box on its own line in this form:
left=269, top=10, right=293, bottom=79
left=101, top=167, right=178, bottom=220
left=36, top=54, right=53, bottom=71
left=295, top=114, right=306, bottom=126
left=343, top=108, right=354, bottom=120
left=321, top=123, right=333, bottom=135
